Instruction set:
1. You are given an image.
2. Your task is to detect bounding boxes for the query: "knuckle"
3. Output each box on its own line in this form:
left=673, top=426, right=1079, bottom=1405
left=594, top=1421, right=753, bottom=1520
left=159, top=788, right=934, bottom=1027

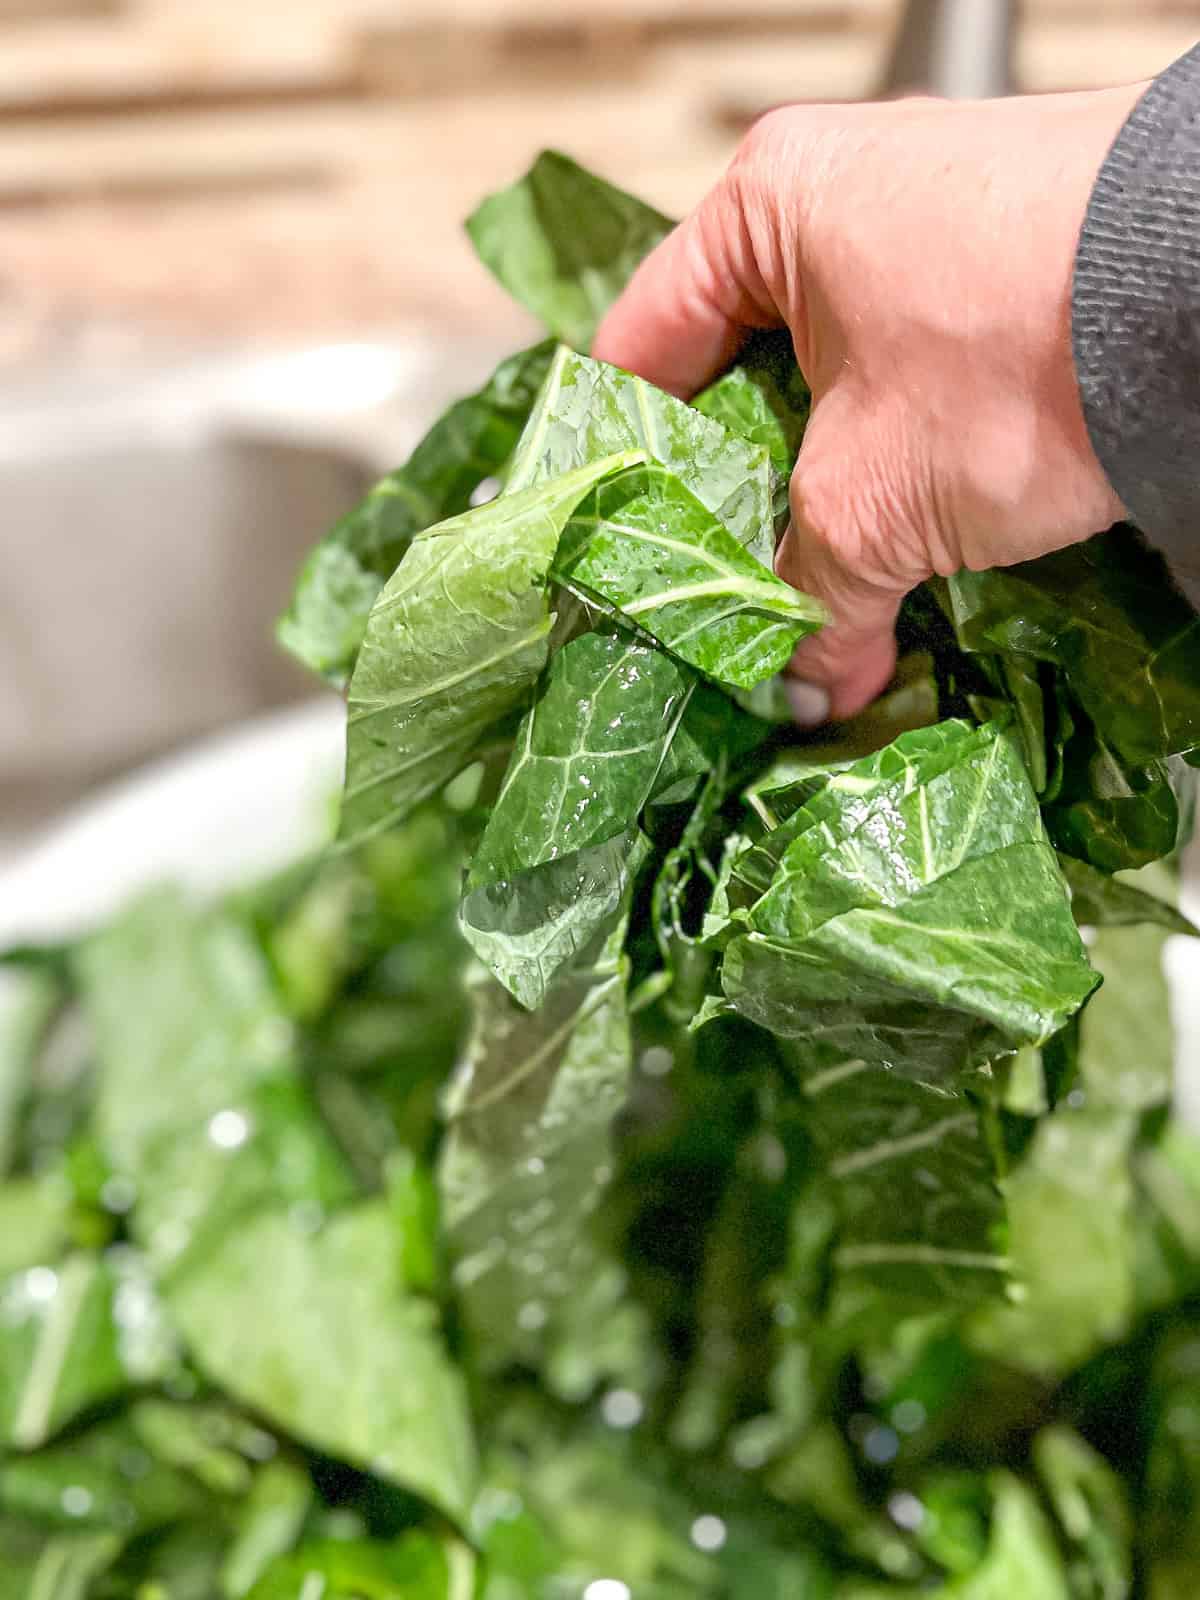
left=790, top=445, right=931, bottom=592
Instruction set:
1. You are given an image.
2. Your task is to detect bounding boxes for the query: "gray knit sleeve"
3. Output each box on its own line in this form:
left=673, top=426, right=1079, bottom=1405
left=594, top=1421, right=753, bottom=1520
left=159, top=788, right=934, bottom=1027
left=1073, top=46, right=1200, bottom=604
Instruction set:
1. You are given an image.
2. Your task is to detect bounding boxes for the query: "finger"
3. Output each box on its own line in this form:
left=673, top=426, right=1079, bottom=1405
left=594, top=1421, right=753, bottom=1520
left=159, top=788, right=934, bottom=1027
left=592, top=177, right=779, bottom=398
left=776, top=502, right=905, bottom=726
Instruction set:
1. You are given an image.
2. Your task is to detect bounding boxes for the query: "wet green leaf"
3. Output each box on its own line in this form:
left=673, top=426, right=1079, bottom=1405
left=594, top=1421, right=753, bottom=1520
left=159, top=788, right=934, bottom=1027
left=465, top=149, right=673, bottom=350
left=440, top=923, right=631, bottom=1372
left=508, top=346, right=778, bottom=566
left=946, top=527, right=1200, bottom=766
left=341, top=452, right=641, bottom=844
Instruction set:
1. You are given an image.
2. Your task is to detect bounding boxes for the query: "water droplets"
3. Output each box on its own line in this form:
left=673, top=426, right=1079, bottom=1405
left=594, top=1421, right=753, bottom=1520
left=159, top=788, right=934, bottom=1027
left=862, top=1423, right=900, bottom=1465
left=639, top=1046, right=673, bottom=1078
left=61, top=1485, right=93, bottom=1518
left=690, top=1514, right=727, bottom=1552
left=100, top=1175, right=137, bottom=1214
left=207, top=1108, right=251, bottom=1150
left=583, top=1582, right=630, bottom=1600
left=517, top=1300, right=547, bottom=1332
left=891, top=1399, right=926, bottom=1435
left=600, top=1388, right=643, bottom=1429
left=888, top=1490, right=925, bottom=1531
left=25, top=1266, right=58, bottom=1304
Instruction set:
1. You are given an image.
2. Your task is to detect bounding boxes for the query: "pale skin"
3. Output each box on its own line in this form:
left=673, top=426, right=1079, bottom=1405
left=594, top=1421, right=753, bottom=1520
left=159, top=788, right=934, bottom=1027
left=593, top=84, right=1146, bottom=722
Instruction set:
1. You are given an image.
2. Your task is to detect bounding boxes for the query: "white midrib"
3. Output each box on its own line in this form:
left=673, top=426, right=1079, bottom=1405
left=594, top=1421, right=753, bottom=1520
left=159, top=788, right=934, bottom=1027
left=12, top=1256, right=96, bottom=1450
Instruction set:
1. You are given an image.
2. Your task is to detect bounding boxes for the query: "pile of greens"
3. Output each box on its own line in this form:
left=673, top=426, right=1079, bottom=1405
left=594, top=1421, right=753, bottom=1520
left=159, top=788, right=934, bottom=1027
left=4, top=152, right=1200, bottom=1600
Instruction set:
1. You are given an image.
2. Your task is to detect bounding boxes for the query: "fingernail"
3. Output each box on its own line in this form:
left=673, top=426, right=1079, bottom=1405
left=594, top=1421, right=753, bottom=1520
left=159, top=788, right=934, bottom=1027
left=785, top=680, right=831, bottom=729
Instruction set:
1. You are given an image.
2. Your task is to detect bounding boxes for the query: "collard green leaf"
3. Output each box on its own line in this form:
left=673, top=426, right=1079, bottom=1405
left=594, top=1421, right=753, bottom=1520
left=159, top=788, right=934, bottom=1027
left=552, top=463, right=824, bottom=690
left=721, top=722, right=1097, bottom=1072
left=1060, top=855, right=1198, bottom=935
left=461, top=626, right=686, bottom=1005
left=76, top=890, right=356, bottom=1280
left=465, top=150, right=674, bottom=350
left=341, top=452, right=640, bottom=844
left=167, top=1200, right=477, bottom=1524
left=946, top=527, right=1200, bottom=766
left=3, top=1528, right=123, bottom=1600
left=469, top=628, right=693, bottom=886
left=0, top=1412, right=214, bottom=1533
left=507, top=346, right=778, bottom=566
left=970, top=1111, right=1136, bottom=1377
left=221, top=1459, right=314, bottom=1598
left=693, top=329, right=810, bottom=530
left=795, top=1060, right=1007, bottom=1305
left=1042, top=712, right=1181, bottom=874
left=1033, top=1426, right=1133, bottom=1600
left=245, top=1532, right=466, bottom=1600
left=278, top=341, right=556, bottom=686
left=0, top=1254, right=125, bottom=1451
left=440, top=927, right=632, bottom=1372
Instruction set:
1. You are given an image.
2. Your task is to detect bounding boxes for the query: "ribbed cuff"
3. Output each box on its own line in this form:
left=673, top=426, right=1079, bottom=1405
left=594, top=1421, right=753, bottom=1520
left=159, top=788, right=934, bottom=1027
left=1073, top=46, right=1200, bottom=604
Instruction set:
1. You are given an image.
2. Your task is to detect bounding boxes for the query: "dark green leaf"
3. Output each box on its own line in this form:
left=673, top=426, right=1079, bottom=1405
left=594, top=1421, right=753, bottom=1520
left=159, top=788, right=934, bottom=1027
left=798, top=1061, right=1007, bottom=1306
left=462, top=628, right=688, bottom=1006
left=946, top=527, right=1200, bottom=766
left=1060, top=856, right=1198, bottom=936
left=465, top=149, right=674, bottom=349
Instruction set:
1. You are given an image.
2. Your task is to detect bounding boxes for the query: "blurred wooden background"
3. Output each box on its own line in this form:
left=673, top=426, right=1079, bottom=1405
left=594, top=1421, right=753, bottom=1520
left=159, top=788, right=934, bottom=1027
left=0, top=0, right=1195, bottom=361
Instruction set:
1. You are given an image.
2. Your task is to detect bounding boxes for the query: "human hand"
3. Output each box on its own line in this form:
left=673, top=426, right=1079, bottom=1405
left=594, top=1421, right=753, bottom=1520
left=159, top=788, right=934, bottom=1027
left=593, top=87, right=1143, bottom=720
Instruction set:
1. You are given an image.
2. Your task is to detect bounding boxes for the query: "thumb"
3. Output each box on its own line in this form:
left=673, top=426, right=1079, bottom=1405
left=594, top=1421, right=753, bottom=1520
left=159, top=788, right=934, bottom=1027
left=592, top=174, right=779, bottom=398
left=777, top=424, right=912, bottom=723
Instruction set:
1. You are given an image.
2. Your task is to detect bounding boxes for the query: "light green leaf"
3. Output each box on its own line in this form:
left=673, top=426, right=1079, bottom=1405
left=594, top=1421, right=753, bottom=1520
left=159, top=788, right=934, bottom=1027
left=167, top=1200, right=477, bottom=1525
left=952, top=1474, right=1072, bottom=1599
left=507, top=346, right=777, bottom=566
left=0, top=1250, right=174, bottom=1451
left=221, top=1459, right=315, bottom=1599
left=246, top=1532, right=467, bottom=1600
left=440, top=925, right=631, bottom=1373
left=278, top=340, right=556, bottom=685
left=693, top=329, right=811, bottom=531
left=12, top=1530, right=123, bottom=1600
left=341, top=451, right=641, bottom=844
left=76, top=891, right=356, bottom=1281
left=1079, top=923, right=1175, bottom=1112
left=465, top=150, right=674, bottom=350
left=970, top=1111, right=1136, bottom=1376
left=1033, top=1425, right=1133, bottom=1600
left=0, top=1173, right=72, bottom=1278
